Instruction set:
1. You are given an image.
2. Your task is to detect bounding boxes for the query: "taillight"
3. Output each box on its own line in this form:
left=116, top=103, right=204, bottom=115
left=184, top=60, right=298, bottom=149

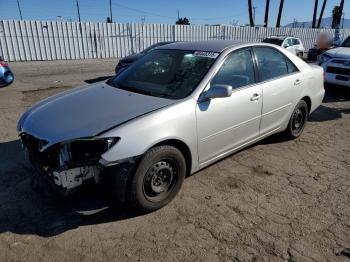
left=0, top=62, right=8, bottom=67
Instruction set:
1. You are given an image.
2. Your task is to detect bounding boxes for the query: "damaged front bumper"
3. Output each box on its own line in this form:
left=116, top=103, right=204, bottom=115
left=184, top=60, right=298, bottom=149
left=20, top=133, right=124, bottom=195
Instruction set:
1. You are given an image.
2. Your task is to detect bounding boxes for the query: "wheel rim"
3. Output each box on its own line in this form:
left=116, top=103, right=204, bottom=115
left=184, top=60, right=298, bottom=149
left=143, top=160, right=178, bottom=202
left=291, top=107, right=306, bottom=135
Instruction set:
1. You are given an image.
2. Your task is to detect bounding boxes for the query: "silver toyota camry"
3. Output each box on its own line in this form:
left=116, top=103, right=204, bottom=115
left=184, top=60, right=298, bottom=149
left=18, top=41, right=325, bottom=212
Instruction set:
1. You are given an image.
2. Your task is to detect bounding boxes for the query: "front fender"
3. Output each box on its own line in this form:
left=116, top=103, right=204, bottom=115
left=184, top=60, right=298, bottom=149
left=99, top=98, right=199, bottom=173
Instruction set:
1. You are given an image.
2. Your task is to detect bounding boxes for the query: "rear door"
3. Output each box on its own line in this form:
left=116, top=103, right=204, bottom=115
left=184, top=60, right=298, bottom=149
left=253, top=46, right=303, bottom=135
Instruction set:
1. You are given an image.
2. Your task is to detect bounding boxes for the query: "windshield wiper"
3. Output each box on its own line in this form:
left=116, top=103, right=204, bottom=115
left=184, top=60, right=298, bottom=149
left=106, top=80, right=177, bottom=99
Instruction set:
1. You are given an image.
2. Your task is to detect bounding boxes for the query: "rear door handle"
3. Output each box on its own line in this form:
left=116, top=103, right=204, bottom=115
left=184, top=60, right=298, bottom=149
left=294, top=79, right=302, bottom=86
left=250, top=93, right=261, bottom=101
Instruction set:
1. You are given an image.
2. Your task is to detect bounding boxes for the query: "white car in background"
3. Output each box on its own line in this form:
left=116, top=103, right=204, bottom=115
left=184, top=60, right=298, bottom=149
left=262, top=36, right=305, bottom=58
left=318, top=36, right=350, bottom=87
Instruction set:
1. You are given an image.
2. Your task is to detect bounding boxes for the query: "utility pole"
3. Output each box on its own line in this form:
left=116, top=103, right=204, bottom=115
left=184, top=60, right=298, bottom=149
left=16, top=0, right=23, bottom=20
left=109, top=0, right=113, bottom=23
left=177, top=9, right=180, bottom=20
left=264, top=0, right=270, bottom=27
left=312, top=0, right=318, bottom=28
left=276, top=0, right=284, bottom=28
left=317, top=0, right=327, bottom=28
left=75, top=0, right=85, bottom=58
left=76, top=0, right=81, bottom=23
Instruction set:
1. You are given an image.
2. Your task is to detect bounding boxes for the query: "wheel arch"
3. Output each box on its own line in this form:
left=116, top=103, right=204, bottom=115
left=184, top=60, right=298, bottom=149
left=300, top=96, right=312, bottom=115
left=150, top=139, right=192, bottom=176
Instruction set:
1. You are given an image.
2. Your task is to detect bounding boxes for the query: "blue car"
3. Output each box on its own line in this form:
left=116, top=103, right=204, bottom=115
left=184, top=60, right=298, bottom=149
left=0, top=56, right=14, bottom=88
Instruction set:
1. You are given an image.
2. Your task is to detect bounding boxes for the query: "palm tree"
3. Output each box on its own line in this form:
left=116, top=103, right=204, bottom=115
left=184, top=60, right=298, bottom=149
left=276, top=0, right=284, bottom=28
left=248, top=0, right=254, bottom=27
left=312, top=0, right=319, bottom=28
left=317, top=0, right=327, bottom=28
left=332, top=0, right=344, bottom=29
left=264, top=0, right=270, bottom=27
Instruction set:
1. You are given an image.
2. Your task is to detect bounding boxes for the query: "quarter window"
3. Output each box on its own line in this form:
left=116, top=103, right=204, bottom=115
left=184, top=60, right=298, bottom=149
left=211, top=48, right=255, bottom=89
left=254, top=47, right=298, bottom=81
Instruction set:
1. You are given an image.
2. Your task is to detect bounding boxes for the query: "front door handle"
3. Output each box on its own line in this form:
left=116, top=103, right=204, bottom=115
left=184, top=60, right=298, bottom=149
left=250, top=93, right=261, bottom=101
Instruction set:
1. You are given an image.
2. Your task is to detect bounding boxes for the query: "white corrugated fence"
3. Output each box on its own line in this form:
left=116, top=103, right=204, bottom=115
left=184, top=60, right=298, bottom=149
left=0, top=20, right=349, bottom=62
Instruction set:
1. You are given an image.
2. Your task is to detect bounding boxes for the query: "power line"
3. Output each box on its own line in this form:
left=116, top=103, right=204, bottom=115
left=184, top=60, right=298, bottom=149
left=111, top=2, right=241, bottom=22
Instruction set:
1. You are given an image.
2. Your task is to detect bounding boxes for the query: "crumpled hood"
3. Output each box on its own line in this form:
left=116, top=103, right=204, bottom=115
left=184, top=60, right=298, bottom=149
left=18, top=82, right=176, bottom=147
left=325, top=47, right=350, bottom=59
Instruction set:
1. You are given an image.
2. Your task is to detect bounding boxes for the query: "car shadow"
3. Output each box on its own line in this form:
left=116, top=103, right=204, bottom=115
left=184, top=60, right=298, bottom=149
left=308, top=104, right=350, bottom=122
left=84, top=75, right=113, bottom=84
left=323, top=84, right=350, bottom=103
left=0, top=139, right=141, bottom=237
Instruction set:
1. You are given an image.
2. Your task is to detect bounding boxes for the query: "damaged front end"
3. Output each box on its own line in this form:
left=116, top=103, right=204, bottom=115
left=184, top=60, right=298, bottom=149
left=20, top=133, right=119, bottom=195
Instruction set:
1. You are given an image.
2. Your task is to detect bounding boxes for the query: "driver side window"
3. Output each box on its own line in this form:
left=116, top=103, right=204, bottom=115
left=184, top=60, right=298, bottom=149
left=211, top=48, right=256, bottom=89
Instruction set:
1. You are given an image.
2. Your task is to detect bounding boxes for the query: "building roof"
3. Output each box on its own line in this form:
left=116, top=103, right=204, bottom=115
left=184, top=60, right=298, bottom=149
left=157, top=40, right=244, bottom=53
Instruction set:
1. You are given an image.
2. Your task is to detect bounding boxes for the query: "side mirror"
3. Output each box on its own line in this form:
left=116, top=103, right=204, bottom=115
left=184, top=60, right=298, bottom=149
left=202, top=84, right=232, bottom=100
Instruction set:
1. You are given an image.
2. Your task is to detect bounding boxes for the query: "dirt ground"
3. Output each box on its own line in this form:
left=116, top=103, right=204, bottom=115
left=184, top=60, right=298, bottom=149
left=0, top=59, right=349, bottom=262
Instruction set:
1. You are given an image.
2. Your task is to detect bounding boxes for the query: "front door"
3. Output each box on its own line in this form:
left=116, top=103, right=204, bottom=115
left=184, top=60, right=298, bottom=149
left=196, top=48, right=263, bottom=164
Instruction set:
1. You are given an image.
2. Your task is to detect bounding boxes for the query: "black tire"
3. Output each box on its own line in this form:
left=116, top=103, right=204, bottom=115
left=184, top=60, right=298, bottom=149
left=297, top=52, right=303, bottom=59
left=127, top=145, right=186, bottom=212
left=284, top=100, right=308, bottom=139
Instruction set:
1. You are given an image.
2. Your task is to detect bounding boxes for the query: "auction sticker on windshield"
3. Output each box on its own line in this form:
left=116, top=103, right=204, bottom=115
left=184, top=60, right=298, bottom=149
left=193, top=51, right=219, bottom=59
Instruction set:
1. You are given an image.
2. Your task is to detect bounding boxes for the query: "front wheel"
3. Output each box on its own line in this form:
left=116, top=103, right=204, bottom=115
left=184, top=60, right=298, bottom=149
left=284, top=100, right=308, bottom=139
left=127, top=145, right=186, bottom=212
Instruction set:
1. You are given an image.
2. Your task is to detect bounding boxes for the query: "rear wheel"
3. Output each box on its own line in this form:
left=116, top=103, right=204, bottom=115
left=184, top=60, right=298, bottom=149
left=127, top=145, right=186, bottom=212
left=284, top=100, right=308, bottom=139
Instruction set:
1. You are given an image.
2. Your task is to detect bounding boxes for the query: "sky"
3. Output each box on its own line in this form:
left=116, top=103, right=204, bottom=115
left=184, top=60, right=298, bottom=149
left=1, top=0, right=347, bottom=26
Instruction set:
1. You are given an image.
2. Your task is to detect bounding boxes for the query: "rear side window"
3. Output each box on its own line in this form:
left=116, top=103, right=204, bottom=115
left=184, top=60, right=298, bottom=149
left=211, top=48, right=256, bottom=89
left=254, top=47, right=298, bottom=81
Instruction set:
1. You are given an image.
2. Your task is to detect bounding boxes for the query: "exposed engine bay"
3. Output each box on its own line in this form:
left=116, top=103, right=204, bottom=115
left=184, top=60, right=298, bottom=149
left=20, top=133, right=118, bottom=194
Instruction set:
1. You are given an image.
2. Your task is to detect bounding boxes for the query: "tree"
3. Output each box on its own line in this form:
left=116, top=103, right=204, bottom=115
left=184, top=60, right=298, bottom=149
left=248, top=0, right=254, bottom=27
left=312, top=0, right=318, bottom=28
left=264, top=0, right=270, bottom=27
left=176, top=17, right=190, bottom=25
left=317, top=0, right=327, bottom=28
left=106, top=17, right=112, bottom=23
left=276, top=0, right=284, bottom=28
left=332, top=5, right=342, bottom=28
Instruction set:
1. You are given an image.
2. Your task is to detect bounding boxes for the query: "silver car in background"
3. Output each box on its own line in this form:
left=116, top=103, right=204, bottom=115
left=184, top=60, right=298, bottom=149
left=17, top=41, right=324, bottom=212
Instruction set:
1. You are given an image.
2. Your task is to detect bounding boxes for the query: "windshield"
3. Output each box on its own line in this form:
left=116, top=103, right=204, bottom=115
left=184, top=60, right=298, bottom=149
left=108, top=49, right=217, bottom=99
left=262, top=38, right=284, bottom=46
left=141, top=43, right=159, bottom=53
left=341, top=36, right=350, bottom=47
left=141, top=42, right=171, bottom=53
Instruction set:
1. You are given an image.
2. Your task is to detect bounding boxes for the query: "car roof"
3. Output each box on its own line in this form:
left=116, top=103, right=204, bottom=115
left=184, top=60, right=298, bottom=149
left=157, top=40, right=244, bottom=53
